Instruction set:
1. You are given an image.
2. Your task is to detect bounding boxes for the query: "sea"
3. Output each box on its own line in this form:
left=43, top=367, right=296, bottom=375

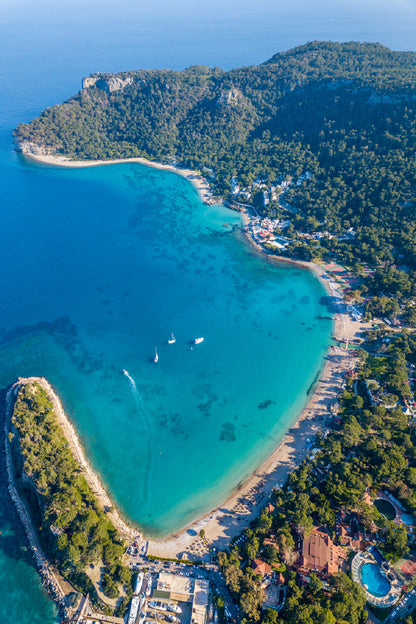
left=0, top=0, right=415, bottom=621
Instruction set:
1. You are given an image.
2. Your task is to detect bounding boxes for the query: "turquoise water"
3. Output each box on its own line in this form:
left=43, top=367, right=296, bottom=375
left=0, top=158, right=331, bottom=535
left=401, top=513, right=414, bottom=526
left=360, top=564, right=391, bottom=597
left=1, top=1, right=416, bottom=622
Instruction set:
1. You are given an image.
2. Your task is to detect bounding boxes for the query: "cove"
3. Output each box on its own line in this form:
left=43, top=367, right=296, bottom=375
left=0, top=158, right=332, bottom=537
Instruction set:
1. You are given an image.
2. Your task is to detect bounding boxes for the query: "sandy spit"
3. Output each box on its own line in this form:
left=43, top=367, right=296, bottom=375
left=15, top=376, right=139, bottom=541
left=22, top=152, right=214, bottom=204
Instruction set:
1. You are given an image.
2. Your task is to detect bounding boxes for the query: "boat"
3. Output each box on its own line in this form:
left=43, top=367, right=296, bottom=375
left=149, top=601, right=167, bottom=612
left=122, top=369, right=128, bottom=375
left=167, top=603, right=182, bottom=614
left=194, top=337, right=204, bottom=345
left=154, top=347, right=158, bottom=363
left=128, top=595, right=141, bottom=624
left=135, top=572, right=144, bottom=595
left=145, top=572, right=152, bottom=597
left=168, top=332, right=176, bottom=344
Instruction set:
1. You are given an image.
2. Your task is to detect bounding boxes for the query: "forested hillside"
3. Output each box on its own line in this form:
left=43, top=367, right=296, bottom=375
left=14, top=41, right=416, bottom=268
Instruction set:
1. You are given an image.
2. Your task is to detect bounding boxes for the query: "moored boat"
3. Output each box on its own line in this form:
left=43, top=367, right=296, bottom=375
left=168, top=603, right=182, bottom=614
left=194, top=337, right=204, bottom=344
left=149, top=601, right=167, bottom=612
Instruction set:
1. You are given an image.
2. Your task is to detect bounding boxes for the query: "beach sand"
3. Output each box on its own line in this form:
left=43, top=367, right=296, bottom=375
left=13, top=376, right=139, bottom=541
left=21, top=152, right=215, bottom=204
left=16, top=151, right=368, bottom=561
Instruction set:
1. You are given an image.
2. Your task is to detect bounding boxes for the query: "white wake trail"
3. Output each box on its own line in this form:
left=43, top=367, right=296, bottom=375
left=123, top=369, right=153, bottom=504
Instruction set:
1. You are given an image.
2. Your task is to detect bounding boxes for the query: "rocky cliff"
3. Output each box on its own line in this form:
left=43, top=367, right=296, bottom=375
left=82, top=73, right=133, bottom=93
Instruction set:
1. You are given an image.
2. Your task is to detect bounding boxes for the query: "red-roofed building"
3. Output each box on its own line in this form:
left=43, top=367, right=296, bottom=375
left=294, top=528, right=345, bottom=578
left=252, top=559, right=272, bottom=578
left=263, top=534, right=279, bottom=549
left=337, top=525, right=367, bottom=551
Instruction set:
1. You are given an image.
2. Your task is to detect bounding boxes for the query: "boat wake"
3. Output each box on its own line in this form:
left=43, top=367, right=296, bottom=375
left=122, top=369, right=153, bottom=504
left=123, top=369, right=136, bottom=389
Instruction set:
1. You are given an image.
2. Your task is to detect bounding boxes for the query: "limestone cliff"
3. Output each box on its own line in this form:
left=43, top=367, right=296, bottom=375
left=82, top=73, right=133, bottom=93
left=14, top=139, right=52, bottom=155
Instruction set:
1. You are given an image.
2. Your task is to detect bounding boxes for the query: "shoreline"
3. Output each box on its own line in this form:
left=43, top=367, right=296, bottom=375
left=14, top=149, right=367, bottom=560
left=20, top=152, right=216, bottom=205
left=14, top=376, right=140, bottom=542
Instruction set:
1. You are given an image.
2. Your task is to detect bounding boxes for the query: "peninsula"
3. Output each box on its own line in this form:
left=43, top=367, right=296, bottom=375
left=9, top=40, right=416, bottom=624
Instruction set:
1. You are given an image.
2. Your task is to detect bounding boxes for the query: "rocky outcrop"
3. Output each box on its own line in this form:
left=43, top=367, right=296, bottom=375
left=217, top=87, right=245, bottom=106
left=82, top=73, right=133, bottom=93
left=14, top=140, right=53, bottom=155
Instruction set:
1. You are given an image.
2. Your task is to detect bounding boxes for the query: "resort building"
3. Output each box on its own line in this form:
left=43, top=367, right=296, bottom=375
left=295, top=528, right=345, bottom=578
left=262, top=576, right=286, bottom=612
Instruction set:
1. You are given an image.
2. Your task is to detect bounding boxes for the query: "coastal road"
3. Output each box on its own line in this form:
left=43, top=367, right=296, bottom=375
left=209, top=567, right=240, bottom=622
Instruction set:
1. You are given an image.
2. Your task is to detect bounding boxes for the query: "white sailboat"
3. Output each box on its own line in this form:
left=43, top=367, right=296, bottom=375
left=194, top=337, right=204, bottom=344
left=154, top=346, right=158, bottom=363
left=168, top=332, right=176, bottom=344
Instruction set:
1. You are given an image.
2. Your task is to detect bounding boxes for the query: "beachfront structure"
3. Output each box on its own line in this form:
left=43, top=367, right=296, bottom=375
left=192, top=579, right=210, bottom=624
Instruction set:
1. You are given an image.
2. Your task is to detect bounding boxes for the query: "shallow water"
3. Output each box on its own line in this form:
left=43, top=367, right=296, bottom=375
left=0, top=158, right=332, bottom=536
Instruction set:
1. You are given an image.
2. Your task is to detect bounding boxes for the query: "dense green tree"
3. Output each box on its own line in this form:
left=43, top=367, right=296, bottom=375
left=10, top=383, right=128, bottom=606
left=15, top=41, right=416, bottom=274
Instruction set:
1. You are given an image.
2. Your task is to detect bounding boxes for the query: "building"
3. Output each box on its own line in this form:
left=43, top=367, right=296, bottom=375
left=295, top=528, right=345, bottom=577
left=191, top=579, right=209, bottom=624
left=152, top=572, right=209, bottom=624
left=251, top=559, right=272, bottom=578
left=153, top=571, right=193, bottom=602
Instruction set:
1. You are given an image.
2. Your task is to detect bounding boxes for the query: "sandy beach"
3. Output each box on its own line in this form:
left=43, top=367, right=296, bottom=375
left=22, top=152, right=215, bottom=205
left=16, top=151, right=367, bottom=561
left=145, top=208, right=367, bottom=559
left=13, top=376, right=139, bottom=542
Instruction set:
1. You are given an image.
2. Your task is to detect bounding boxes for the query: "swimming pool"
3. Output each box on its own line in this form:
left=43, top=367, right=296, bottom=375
left=360, top=563, right=391, bottom=597
left=401, top=513, right=414, bottom=526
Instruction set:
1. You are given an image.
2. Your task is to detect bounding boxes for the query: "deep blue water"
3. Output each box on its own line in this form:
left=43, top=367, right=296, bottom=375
left=1, top=1, right=416, bottom=622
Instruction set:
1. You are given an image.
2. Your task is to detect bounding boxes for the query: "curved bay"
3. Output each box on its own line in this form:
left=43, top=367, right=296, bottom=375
left=0, top=161, right=332, bottom=536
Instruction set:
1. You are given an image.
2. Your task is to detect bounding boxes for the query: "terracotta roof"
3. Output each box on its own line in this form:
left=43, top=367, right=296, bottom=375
left=297, top=528, right=342, bottom=576
left=252, top=559, right=272, bottom=577
left=263, top=535, right=278, bottom=548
